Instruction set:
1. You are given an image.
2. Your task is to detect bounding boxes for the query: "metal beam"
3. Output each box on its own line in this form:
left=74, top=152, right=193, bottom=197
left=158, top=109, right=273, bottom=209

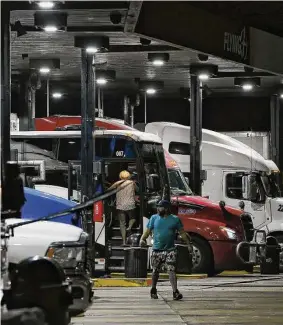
left=270, top=95, right=280, bottom=168
left=11, top=25, right=124, bottom=33
left=190, top=75, right=202, bottom=195
left=80, top=48, right=95, bottom=271
left=1, top=4, right=11, bottom=168
left=124, top=1, right=143, bottom=34
left=27, top=84, right=36, bottom=130
left=123, top=95, right=129, bottom=125
left=109, top=44, right=179, bottom=52
left=6, top=1, right=129, bottom=11
left=81, top=49, right=95, bottom=201
left=216, top=72, right=275, bottom=78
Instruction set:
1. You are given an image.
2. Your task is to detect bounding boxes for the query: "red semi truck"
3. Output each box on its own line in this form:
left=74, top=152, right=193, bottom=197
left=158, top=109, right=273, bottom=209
left=33, top=115, right=254, bottom=275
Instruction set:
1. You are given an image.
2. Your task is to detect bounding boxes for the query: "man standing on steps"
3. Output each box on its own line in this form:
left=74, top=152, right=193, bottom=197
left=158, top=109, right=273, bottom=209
left=108, top=170, right=138, bottom=246
left=140, top=200, right=193, bottom=300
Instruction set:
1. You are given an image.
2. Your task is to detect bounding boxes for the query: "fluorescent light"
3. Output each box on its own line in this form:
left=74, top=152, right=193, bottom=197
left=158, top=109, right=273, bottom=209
left=96, top=78, right=107, bottom=85
left=146, top=88, right=156, bottom=95
left=39, top=67, right=50, bottom=74
left=38, top=1, right=54, bottom=9
left=198, top=73, right=209, bottom=81
left=86, top=47, right=98, bottom=54
left=242, top=83, right=253, bottom=91
left=52, top=92, right=62, bottom=99
left=43, top=25, right=58, bottom=32
left=152, top=59, right=164, bottom=66
left=280, top=93, right=283, bottom=99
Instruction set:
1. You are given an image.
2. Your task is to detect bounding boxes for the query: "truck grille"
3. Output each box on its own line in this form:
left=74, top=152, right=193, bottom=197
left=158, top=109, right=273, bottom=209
left=240, top=213, right=254, bottom=242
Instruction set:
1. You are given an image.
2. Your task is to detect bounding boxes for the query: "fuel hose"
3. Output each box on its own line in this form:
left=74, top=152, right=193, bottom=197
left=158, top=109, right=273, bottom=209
left=7, top=180, right=131, bottom=231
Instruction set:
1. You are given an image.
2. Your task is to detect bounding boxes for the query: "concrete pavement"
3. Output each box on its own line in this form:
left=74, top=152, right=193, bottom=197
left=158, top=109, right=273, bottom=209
left=71, top=274, right=283, bottom=325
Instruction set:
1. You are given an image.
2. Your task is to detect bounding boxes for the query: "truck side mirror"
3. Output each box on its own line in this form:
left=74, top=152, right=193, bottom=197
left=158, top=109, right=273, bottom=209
left=146, top=174, right=160, bottom=192
left=93, top=161, right=102, bottom=174
left=242, top=176, right=249, bottom=200
left=242, top=175, right=258, bottom=201
left=93, top=161, right=109, bottom=177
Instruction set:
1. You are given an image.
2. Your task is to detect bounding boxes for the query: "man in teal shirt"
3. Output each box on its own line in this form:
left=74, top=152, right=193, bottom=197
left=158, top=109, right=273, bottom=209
left=140, top=200, right=193, bottom=300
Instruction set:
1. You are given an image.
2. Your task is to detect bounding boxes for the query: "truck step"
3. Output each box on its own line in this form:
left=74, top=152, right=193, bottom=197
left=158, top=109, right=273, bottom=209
left=111, top=227, right=140, bottom=231
left=111, top=246, right=125, bottom=250
left=110, top=256, right=124, bottom=260
left=111, top=236, right=123, bottom=240
left=108, top=266, right=125, bottom=272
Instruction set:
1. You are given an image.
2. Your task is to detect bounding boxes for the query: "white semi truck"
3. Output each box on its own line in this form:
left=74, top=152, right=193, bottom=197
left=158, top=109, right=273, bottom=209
left=143, top=122, right=283, bottom=256
left=222, top=131, right=271, bottom=159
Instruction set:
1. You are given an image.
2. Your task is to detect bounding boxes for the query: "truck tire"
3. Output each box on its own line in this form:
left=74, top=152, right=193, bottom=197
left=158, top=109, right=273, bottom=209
left=190, top=235, right=214, bottom=276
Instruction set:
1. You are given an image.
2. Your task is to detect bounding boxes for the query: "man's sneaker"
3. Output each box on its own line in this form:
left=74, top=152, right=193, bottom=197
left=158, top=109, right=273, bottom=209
left=173, top=289, right=183, bottom=300
left=150, top=288, right=158, bottom=299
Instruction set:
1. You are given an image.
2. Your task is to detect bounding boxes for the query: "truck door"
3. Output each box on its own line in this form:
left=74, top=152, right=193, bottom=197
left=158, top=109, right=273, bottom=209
left=223, top=171, right=267, bottom=229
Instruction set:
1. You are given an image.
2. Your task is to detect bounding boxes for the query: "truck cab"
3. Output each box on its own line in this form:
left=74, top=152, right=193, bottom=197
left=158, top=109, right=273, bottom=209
left=144, top=122, right=283, bottom=260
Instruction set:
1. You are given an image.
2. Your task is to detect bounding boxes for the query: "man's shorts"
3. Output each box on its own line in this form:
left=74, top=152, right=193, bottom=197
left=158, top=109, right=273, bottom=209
left=151, top=249, right=177, bottom=273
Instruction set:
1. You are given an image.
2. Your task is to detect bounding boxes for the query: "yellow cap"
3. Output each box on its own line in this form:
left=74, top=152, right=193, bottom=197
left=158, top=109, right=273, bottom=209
left=119, top=170, right=130, bottom=180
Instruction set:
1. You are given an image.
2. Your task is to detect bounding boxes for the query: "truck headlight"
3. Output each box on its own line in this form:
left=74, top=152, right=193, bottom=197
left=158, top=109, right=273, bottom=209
left=46, top=233, right=87, bottom=269
left=220, top=226, right=237, bottom=240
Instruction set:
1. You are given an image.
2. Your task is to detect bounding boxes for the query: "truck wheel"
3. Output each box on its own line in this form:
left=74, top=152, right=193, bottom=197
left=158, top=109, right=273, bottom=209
left=190, top=235, right=214, bottom=275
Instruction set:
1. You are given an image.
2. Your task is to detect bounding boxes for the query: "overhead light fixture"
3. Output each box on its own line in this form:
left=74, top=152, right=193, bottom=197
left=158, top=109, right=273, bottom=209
left=86, top=47, right=98, bottom=54
left=30, top=58, right=60, bottom=75
left=146, top=88, right=156, bottom=95
left=148, top=53, right=170, bottom=66
left=39, top=67, right=50, bottom=74
left=96, top=78, right=107, bottom=85
left=152, top=60, right=164, bottom=66
left=234, top=77, right=260, bottom=91
left=190, top=64, right=218, bottom=81
left=34, top=11, right=68, bottom=32
left=43, top=25, right=58, bottom=32
left=52, top=92, right=62, bottom=99
left=37, top=1, right=54, bottom=9
left=137, top=79, right=164, bottom=94
left=242, top=83, right=254, bottom=91
left=198, top=73, right=210, bottom=81
left=95, top=70, right=116, bottom=85
left=74, top=36, right=110, bottom=54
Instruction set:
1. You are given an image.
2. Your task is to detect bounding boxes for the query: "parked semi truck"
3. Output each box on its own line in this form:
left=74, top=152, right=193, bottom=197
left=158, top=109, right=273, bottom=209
left=221, top=131, right=270, bottom=160
left=138, top=122, right=283, bottom=262
left=24, top=115, right=261, bottom=275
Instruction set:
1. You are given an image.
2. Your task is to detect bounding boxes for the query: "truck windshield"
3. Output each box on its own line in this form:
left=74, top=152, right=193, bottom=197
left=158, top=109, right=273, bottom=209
left=261, top=174, right=281, bottom=198
left=168, top=168, right=193, bottom=196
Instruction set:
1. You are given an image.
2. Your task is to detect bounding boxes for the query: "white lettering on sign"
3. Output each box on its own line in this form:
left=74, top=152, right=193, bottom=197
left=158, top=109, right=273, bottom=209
left=179, top=208, right=197, bottom=215
left=116, top=151, right=124, bottom=157
left=223, top=27, right=248, bottom=61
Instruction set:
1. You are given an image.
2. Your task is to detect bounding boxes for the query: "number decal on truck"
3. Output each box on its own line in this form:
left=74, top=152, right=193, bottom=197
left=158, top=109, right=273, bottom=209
left=278, top=205, right=283, bottom=212
left=116, top=151, right=124, bottom=157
